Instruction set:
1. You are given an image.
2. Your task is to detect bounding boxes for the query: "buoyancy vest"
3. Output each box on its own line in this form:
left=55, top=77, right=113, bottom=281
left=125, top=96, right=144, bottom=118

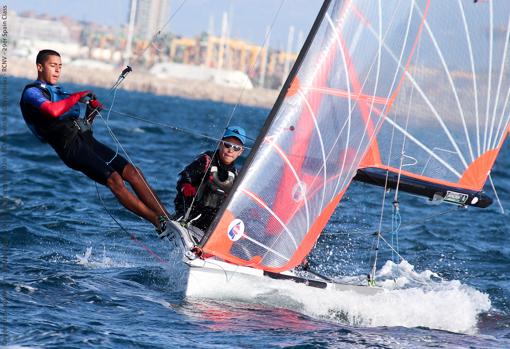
left=20, top=81, right=86, bottom=143
left=196, top=154, right=237, bottom=209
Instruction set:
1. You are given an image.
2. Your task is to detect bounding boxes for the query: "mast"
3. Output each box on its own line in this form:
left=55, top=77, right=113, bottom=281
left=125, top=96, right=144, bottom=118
left=195, top=0, right=510, bottom=274
left=201, top=0, right=333, bottom=248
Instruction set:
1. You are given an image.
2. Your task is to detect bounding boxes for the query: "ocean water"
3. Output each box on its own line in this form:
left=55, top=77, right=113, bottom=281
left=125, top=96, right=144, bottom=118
left=2, top=76, right=510, bottom=348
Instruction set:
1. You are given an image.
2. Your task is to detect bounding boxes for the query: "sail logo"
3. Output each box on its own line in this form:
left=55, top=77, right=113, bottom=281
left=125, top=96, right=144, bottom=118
left=227, top=219, right=245, bottom=241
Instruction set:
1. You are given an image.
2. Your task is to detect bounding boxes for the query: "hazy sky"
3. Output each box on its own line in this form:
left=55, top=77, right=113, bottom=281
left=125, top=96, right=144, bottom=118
left=5, top=0, right=323, bottom=49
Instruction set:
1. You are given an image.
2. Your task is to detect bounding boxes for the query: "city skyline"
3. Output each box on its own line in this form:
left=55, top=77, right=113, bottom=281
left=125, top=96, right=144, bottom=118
left=5, top=0, right=322, bottom=50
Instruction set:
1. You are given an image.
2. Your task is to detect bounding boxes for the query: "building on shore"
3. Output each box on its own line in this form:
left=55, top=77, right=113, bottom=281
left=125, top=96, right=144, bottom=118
left=9, top=7, right=298, bottom=90
left=131, top=0, right=171, bottom=41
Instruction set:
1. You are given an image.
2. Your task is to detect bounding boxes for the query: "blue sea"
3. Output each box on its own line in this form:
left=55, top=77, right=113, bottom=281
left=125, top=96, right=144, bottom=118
left=2, top=76, right=510, bottom=348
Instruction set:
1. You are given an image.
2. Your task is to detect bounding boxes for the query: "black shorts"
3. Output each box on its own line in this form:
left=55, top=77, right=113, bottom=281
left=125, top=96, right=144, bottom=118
left=55, top=132, right=129, bottom=185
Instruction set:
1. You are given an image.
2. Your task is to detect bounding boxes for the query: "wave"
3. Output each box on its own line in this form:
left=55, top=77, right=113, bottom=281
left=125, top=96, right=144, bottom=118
left=186, top=259, right=491, bottom=334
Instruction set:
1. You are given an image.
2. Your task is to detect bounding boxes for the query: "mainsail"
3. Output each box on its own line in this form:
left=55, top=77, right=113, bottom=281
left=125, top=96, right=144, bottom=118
left=199, top=0, right=510, bottom=273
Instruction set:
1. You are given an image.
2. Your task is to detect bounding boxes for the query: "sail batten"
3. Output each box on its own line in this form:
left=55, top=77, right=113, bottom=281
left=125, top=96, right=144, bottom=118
left=201, top=1, right=510, bottom=272
left=458, top=0, right=481, bottom=157
left=362, top=1, right=510, bottom=196
left=483, top=0, right=494, bottom=154
left=202, top=0, right=418, bottom=271
left=420, top=4, right=475, bottom=163
left=241, top=188, right=299, bottom=249
left=382, top=114, right=463, bottom=178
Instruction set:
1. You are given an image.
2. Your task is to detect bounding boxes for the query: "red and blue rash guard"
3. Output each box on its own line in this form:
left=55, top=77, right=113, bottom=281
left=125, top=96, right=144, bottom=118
left=22, top=86, right=49, bottom=112
left=19, top=81, right=89, bottom=144
left=19, top=82, right=130, bottom=187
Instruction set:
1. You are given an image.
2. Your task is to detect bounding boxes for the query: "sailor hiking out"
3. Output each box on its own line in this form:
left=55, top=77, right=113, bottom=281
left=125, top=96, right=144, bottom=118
left=19, top=49, right=170, bottom=234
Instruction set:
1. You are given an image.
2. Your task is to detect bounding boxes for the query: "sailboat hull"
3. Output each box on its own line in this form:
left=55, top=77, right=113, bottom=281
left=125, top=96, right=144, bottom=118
left=165, top=220, right=382, bottom=297
left=184, top=257, right=383, bottom=298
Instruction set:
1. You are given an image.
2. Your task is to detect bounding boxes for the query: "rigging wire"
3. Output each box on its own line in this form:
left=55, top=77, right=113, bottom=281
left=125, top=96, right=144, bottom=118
left=128, top=0, right=189, bottom=67
left=95, top=185, right=167, bottom=264
left=108, top=109, right=255, bottom=147
left=103, top=85, right=120, bottom=164
left=363, top=205, right=462, bottom=285
left=323, top=205, right=461, bottom=238
left=95, top=106, right=171, bottom=218
left=93, top=0, right=289, bottom=259
left=369, top=54, right=417, bottom=281
left=91, top=1, right=191, bottom=251
left=392, top=206, right=459, bottom=234
left=390, top=202, right=401, bottom=264
left=376, top=232, right=406, bottom=266
left=183, top=0, right=288, bottom=222
left=488, top=173, right=505, bottom=214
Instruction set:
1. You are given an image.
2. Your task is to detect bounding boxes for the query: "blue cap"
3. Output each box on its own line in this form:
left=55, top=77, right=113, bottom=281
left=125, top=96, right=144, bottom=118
left=223, top=126, right=246, bottom=145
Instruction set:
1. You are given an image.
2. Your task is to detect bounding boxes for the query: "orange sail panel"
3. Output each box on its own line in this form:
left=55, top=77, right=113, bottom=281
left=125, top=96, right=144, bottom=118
left=201, top=0, right=426, bottom=272
left=358, top=1, right=510, bottom=196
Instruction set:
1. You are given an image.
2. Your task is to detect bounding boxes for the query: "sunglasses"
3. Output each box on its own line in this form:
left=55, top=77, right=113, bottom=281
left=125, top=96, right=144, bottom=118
left=221, top=141, right=243, bottom=152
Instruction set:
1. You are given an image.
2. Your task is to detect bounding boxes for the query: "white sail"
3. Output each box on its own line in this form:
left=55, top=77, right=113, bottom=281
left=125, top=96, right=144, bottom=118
left=201, top=0, right=419, bottom=272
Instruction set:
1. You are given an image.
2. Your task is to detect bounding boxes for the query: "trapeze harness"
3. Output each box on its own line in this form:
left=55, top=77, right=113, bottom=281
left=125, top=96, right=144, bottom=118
left=196, top=164, right=236, bottom=209
left=20, top=81, right=90, bottom=143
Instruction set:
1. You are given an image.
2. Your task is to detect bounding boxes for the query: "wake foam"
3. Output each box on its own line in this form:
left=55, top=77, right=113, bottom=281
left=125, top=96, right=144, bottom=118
left=289, top=260, right=489, bottom=333
left=188, top=259, right=490, bottom=334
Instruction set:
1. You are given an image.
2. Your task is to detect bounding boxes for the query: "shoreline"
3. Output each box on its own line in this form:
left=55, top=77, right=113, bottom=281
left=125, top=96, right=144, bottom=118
left=9, top=59, right=279, bottom=109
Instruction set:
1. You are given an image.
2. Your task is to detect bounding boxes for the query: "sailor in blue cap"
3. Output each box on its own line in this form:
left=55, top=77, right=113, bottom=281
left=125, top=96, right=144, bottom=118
left=171, top=126, right=246, bottom=236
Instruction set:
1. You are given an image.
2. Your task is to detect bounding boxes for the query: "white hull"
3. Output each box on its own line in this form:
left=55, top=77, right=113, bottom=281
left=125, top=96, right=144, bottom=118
left=184, top=257, right=383, bottom=298
left=165, top=220, right=382, bottom=299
